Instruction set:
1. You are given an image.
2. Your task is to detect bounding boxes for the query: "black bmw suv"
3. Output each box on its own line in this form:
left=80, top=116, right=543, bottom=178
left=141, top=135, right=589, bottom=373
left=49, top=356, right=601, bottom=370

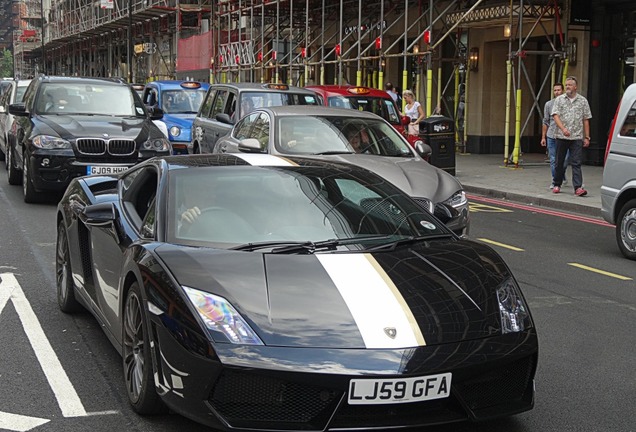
left=7, top=75, right=170, bottom=202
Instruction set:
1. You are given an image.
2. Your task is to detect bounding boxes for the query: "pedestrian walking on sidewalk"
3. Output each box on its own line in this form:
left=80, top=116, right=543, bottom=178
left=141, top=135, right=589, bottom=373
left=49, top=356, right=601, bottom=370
left=541, top=83, right=570, bottom=189
left=551, top=76, right=592, bottom=196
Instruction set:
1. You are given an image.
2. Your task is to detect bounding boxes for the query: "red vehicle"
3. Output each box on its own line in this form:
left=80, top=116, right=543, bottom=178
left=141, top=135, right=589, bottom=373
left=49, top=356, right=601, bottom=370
left=306, top=85, right=421, bottom=147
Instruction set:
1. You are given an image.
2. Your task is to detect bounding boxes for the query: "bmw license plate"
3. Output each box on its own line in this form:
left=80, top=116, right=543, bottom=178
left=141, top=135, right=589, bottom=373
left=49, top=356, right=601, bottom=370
left=87, top=165, right=130, bottom=175
left=348, top=372, right=452, bottom=405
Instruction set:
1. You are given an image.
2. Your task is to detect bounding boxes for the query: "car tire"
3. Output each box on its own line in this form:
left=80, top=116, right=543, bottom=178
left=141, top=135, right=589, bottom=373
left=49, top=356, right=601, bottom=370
left=7, top=145, right=21, bottom=185
left=22, top=152, right=40, bottom=203
left=123, top=282, right=165, bottom=415
left=616, top=198, right=636, bottom=260
left=0, top=144, right=5, bottom=162
left=56, top=221, right=83, bottom=313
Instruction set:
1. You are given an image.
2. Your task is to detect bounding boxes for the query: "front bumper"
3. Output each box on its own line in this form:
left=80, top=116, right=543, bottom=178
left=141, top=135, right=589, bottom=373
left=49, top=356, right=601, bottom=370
left=149, top=315, right=537, bottom=431
left=26, top=148, right=168, bottom=193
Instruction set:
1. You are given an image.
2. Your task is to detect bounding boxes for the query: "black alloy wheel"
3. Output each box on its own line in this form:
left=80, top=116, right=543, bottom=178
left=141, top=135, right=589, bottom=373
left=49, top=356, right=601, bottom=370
left=7, top=144, right=21, bottom=185
left=56, top=222, right=83, bottom=313
left=22, top=151, right=40, bottom=203
left=123, top=282, right=164, bottom=414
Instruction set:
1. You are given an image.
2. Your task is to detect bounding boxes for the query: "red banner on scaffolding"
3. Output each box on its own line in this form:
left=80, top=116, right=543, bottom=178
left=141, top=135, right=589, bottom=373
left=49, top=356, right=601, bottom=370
left=177, top=32, right=213, bottom=72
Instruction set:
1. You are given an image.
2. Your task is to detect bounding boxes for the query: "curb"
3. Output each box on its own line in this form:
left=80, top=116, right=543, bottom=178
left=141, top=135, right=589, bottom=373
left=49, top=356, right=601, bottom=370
left=463, top=185, right=602, bottom=218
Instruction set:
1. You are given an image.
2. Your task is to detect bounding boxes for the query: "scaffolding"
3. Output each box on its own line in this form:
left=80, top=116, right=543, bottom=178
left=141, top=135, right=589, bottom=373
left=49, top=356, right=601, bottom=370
left=12, top=0, right=573, bottom=156
left=13, top=0, right=43, bottom=78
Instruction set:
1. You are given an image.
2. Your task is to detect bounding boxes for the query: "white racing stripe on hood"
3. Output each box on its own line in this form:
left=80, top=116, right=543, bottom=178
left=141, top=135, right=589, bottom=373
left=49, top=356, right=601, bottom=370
left=317, top=253, right=425, bottom=349
left=234, top=153, right=297, bottom=166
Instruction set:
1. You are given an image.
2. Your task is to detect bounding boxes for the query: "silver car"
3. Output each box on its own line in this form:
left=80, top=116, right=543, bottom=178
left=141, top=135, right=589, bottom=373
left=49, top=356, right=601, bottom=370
left=214, top=106, right=469, bottom=235
left=0, top=79, right=31, bottom=161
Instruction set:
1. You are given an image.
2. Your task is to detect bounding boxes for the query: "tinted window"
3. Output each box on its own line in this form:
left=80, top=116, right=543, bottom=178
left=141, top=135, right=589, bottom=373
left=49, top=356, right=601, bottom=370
left=35, top=82, right=143, bottom=116
left=199, top=89, right=216, bottom=117
left=328, top=96, right=400, bottom=125
left=619, top=100, right=636, bottom=138
left=239, top=91, right=319, bottom=117
left=209, top=90, right=228, bottom=119
left=161, top=89, right=206, bottom=114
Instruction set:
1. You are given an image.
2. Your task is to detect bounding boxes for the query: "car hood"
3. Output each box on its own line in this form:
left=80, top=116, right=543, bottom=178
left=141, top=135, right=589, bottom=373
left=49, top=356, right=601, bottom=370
left=302, top=154, right=462, bottom=203
left=35, top=114, right=160, bottom=140
left=156, top=240, right=508, bottom=349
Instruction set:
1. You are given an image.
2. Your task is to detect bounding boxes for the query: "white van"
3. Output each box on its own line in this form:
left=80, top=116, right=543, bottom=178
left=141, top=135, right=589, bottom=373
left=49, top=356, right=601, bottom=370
left=601, top=83, right=636, bottom=260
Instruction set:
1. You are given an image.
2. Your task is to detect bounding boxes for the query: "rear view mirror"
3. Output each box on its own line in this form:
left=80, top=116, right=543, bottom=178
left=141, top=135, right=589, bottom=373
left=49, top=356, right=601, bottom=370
left=9, top=103, right=28, bottom=117
left=150, top=106, right=164, bottom=120
left=415, top=141, right=432, bottom=160
left=0, top=106, right=6, bottom=114
left=83, top=202, right=116, bottom=227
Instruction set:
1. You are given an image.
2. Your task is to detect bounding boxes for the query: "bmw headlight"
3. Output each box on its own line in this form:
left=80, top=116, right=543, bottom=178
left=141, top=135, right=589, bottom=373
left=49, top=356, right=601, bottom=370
left=183, top=286, right=263, bottom=345
left=33, top=135, right=71, bottom=149
left=442, top=190, right=468, bottom=209
left=143, top=137, right=171, bottom=152
left=496, top=278, right=531, bottom=334
left=169, top=126, right=181, bottom=137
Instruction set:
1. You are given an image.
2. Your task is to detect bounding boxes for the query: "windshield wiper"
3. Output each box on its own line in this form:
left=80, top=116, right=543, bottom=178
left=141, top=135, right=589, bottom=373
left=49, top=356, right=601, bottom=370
left=365, top=234, right=455, bottom=252
left=231, top=240, right=311, bottom=252
left=270, top=235, right=393, bottom=254
left=313, top=150, right=355, bottom=155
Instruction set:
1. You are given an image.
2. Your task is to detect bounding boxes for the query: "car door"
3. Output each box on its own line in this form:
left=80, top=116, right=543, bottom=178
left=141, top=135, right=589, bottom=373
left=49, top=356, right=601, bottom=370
left=199, top=88, right=233, bottom=153
left=90, top=165, right=158, bottom=331
left=215, top=112, right=260, bottom=153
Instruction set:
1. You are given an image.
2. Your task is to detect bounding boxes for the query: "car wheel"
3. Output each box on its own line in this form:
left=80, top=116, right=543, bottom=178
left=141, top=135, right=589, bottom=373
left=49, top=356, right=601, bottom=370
left=56, top=221, right=83, bottom=313
left=616, top=198, right=636, bottom=260
left=0, top=142, right=5, bottom=162
left=22, top=152, right=40, bottom=203
left=123, top=282, right=164, bottom=414
left=7, top=145, right=21, bottom=185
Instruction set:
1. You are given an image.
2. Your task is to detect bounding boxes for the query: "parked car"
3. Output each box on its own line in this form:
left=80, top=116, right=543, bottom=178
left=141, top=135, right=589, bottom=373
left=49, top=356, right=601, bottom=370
left=56, top=153, right=537, bottom=430
left=191, top=82, right=321, bottom=154
left=213, top=105, right=469, bottom=235
left=0, top=79, right=31, bottom=161
left=141, top=80, right=210, bottom=154
left=306, top=85, right=421, bottom=147
left=601, top=82, right=636, bottom=260
left=7, top=75, right=170, bottom=203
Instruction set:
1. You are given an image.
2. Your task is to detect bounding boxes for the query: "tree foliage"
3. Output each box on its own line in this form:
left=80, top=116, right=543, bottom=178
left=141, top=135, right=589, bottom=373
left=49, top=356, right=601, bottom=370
left=0, top=49, right=14, bottom=78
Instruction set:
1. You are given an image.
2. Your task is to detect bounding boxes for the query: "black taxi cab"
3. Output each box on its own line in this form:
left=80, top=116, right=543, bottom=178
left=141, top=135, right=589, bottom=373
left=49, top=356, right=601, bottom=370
left=191, top=83, right=321, bottom=154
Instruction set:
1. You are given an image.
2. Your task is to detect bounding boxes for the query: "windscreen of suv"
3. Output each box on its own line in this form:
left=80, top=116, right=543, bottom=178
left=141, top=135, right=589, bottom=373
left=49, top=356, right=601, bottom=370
left=328, top=96, right=400, bottom=125
left=35, top=83, right=141, bottom=116
left=240, top=91, right=320, bottom=117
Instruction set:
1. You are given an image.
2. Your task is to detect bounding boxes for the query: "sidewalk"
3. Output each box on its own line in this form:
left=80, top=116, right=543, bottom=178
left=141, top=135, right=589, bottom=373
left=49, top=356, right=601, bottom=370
left=454, top=152, right=604, bottom=218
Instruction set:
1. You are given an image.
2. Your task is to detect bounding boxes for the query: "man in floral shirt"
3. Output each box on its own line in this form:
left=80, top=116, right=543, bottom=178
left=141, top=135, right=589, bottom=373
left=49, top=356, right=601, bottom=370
left=551, top=76, right=592, bottom=196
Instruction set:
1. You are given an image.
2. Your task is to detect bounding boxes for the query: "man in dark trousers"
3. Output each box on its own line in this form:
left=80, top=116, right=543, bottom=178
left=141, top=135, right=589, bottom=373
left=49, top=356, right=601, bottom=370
left=551, top=76, right=592, bottom=196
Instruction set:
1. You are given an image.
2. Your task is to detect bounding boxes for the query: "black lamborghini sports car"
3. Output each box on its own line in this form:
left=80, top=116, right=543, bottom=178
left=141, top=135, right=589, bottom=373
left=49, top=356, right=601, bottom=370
left=56, top=153, right=537, bottom=430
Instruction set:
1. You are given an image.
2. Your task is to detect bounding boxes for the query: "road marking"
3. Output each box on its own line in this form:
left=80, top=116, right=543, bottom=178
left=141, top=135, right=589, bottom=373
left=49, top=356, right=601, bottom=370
left=0, top=273, right=88, bottom=417
left=567, top=263, right=633, bottom=281
left=0, top=411, right=49, bottom=431
left=468, top=195, right=613, bottom=227
left=477, top=238, right=525, bottom=251
left=468, top=202, right=513, bottom=213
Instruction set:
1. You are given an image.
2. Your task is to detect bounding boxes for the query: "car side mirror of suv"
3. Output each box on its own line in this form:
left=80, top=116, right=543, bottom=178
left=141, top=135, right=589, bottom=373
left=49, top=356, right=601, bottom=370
left=238, top=138, right=265, bottom=153
left=0, top=106, right=6, bottom=114
left=9, top=103, right=28, bottom=117
left=149, top=106, right=164, bottom=120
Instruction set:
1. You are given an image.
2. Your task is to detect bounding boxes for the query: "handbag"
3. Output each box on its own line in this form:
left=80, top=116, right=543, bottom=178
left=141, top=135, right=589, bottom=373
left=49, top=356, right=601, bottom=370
left=408, top=122, right=419, bottom=136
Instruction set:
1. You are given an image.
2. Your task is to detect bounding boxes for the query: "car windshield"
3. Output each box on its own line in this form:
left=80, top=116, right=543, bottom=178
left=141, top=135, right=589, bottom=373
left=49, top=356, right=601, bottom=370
left=35, top=82, right=141, bottom=116
left=239, top=91, right=320, bottom=117
left=328, top=95, right=401, bottom=125
left=167, top=165, right=446, bottom=248
left=275, top=115, right=413, bottom=156
left=161, top=89, right=206, bottom=114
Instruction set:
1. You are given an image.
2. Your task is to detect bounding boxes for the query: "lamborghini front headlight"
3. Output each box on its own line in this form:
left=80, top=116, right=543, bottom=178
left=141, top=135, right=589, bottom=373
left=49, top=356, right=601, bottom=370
left=496, top=278, right=531, bottom=334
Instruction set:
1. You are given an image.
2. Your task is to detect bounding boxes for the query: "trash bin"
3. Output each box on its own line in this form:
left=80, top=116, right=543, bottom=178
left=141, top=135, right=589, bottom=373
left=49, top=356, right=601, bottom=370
left=418, top=115, right=456, bottom=175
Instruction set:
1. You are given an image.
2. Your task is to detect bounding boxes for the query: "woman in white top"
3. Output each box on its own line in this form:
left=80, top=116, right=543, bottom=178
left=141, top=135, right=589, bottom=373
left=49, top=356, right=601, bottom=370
left=403, top=89, right=425, bottom=136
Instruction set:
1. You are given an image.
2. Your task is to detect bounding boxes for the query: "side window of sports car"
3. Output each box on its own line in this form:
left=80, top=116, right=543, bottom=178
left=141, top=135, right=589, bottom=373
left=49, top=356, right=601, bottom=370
left=140, top=197, right=157, bottom=239
left=121, top=166, right=158, bottom=230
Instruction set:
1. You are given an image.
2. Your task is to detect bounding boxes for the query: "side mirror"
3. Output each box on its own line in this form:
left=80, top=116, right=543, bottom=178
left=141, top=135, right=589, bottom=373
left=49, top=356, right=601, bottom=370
left=9, top=103, right=28, bottom=117
left=83, top=202, right=117, bottom=227
left=238, top=138, right=265, bottom=153
left=216, top=113, right=234, bottom=125
left=415, top=141, right=432, bottom=160
left=149, top=106, right=164, bottom=120
left=0, top=106, right=6, bottom=114
left=401, top=115, right=411, bottom=126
